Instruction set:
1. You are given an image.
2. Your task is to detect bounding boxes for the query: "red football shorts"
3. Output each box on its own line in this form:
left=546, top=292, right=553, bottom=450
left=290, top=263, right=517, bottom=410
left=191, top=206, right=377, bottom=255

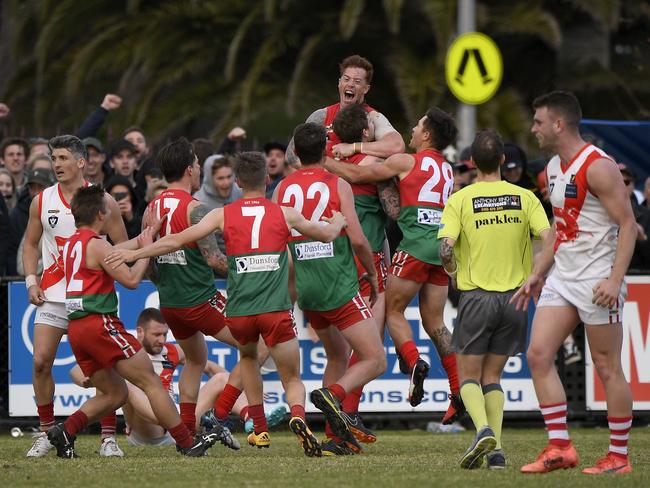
left=161, top=292, right=227, bottom=341
left=68, top=314, right=141, bottom=377
left=389, top=250, right=448, bottom=286
left=306, top=293, right=373, bottom=332
left=355, top=251, right=387, bottom=296
left=226, top=310, right=297, bottom=348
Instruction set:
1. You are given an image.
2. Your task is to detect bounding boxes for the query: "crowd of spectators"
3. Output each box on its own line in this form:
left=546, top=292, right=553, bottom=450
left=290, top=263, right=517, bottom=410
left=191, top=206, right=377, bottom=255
left=0, top=95, right=648, bottom=277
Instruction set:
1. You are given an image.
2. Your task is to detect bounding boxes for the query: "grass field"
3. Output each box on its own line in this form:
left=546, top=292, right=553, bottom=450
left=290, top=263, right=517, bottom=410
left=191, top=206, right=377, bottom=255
left=0, top=428, right=647, bottom=487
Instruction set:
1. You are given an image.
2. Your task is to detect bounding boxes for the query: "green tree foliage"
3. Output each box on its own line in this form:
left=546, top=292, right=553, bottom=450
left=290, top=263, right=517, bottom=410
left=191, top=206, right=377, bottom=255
left=0, top=0, right=648, bottom=153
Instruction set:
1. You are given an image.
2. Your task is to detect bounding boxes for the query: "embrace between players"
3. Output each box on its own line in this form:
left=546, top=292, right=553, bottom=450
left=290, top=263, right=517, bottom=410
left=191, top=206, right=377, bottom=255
left=25, top=54, right=635, bottom=474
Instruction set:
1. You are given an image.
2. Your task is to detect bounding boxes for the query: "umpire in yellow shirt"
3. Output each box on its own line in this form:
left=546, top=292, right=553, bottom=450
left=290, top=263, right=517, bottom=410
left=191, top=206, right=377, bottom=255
left=438, top=129, right=550, bottom=470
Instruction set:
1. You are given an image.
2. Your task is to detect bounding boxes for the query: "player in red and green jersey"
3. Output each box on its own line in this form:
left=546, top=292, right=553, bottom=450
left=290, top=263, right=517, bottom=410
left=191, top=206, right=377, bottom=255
left=324, top=103, right=402, bottom=442
left=275, top=123, right=387, bottom=455
left=106, top=151, right=348, bottom=458
left=324, top=107, right=465, bottom=424
left=144, top=138, right=248, bottom=436
left=51, top=185, right=220, bottom=458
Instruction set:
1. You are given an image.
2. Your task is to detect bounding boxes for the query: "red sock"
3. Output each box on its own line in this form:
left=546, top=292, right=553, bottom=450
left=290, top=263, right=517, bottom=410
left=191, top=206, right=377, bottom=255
left=399, top=340, right=420, bottom=371
left=239, top=406, right=250, bottom=422
left=608, top=416, right=632, bottom=460
left=540, top=402, right=571, bottom=447
left=342, top=353, right=363, bottom=413
left=441, top=353, right=460, bottom=394
left=248, top=404, right=268, bottom=434
left=37, top=402, right=55, bottom=433
left=325, top=421, right=343, bottom=442
left=100, top=411, right=117, bottom=439
left=215, top=384, right=242, bottom=420
left=290, top=404, right=305, bottom=420
left=64, top=410, right=88, bottom=437
left=168, top=422, right=193, bottom=449
left=179, top=402, right=196, bottom=436
left=328, top=383, right=346, bottom=403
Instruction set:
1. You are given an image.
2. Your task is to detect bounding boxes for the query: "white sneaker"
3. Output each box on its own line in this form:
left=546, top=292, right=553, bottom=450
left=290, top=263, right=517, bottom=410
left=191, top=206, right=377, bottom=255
left=26, top=432, right=54, bottom=458
left=99, top=436, right=125, bottom=457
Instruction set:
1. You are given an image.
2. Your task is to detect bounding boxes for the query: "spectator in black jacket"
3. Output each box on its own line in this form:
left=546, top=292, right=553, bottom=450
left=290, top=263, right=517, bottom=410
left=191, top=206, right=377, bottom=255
left=104, top=175, right=142, bottom=239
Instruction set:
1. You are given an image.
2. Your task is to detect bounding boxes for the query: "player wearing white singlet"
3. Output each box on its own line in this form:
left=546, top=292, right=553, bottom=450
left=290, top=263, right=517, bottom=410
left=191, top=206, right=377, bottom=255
left=23, top=135, right=128, bottom=457
left=512, top=92, right=636, bottom=475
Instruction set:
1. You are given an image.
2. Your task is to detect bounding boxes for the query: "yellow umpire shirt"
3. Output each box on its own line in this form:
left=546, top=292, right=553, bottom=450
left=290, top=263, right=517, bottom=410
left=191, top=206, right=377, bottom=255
left=438, top=181, right=550, bottom=292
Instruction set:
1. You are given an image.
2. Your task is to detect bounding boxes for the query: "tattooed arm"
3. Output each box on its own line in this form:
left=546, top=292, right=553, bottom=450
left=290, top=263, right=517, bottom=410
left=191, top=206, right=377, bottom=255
left=377, top=178, right=400, bottom=220
left=189, top=203, right=228, bottom=277
left=439, top=237, right=457, bottom=288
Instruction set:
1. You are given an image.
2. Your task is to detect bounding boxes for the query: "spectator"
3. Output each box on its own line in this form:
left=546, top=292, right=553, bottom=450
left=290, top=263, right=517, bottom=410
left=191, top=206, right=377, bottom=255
left=28, top=137, right=50, bottom=158
left=194, top=154, right=242, bottom=252
left=643, top=176, right=650, bottom=207
left=81, top=137, right=106, bottom=185
left=8, top=168, right=55, bottom=275
left=0, top=137, right=29, bottom=192
left=619, top=164, right=644, bottom=209
left=104, top=175, right=142, bottom=239
left=123, top=126, right=150, bottom=164
left=264, top=141, right=287, bottom=199
left=0, top=168, right=18, bottom=211
left=453, top=146, right=477, bottom=192
left=108, top=139, right=138, bottom=185
left=27, top=153, right=53, bottom=172
left=192, top=138, right=215, bottom=169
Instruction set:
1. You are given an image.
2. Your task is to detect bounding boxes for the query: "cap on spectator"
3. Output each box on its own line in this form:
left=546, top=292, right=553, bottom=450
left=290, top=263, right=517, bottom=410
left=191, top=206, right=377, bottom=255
left=109, top=139, right=136, bottom=160
left=83, top=137, right=103, bottom=153
left=26, top=168, right=55, bottom=188
left=263, top=142, right=287, bottom=154
left=503, top=142, right=527, bottom=171
left=104, top=175, right=137, bottom=202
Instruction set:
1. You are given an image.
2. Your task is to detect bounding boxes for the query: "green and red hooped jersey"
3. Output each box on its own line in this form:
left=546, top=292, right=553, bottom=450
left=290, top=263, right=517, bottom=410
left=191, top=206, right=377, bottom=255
left=276, top=167, right=359, bottom=311
left=325, top=145, right=387, bottom=252
left=149, top=189, right=217, bottom=308
left=397, top=148, right=454, bottom=265
left=222, top=198, right=292, bottom=317
left=324, top=102, right=374, bottom=147
left=63, top=228, right=118, bottom=320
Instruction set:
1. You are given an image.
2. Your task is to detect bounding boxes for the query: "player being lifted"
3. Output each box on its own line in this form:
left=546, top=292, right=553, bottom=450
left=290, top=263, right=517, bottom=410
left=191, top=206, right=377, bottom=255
left=106, top=151, right=349, bottom=457
left=327, top=103, right=399, bottom=442
left=50, top=185, right=220, bottom=458
left=275, top=123, right=387, bottom=455
left=23, top=135, right=129, bottom=458
left=324, top=108, right=464, bottom=424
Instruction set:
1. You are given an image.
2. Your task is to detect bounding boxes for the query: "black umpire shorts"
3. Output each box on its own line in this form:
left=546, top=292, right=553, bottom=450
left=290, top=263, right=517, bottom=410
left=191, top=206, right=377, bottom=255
left=452, top=288, right=527, bottom=356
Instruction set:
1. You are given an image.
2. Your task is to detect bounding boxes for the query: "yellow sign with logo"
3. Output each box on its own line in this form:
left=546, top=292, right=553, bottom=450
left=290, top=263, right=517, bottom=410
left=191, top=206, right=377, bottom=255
left=446, top=32, right=502, bottom=105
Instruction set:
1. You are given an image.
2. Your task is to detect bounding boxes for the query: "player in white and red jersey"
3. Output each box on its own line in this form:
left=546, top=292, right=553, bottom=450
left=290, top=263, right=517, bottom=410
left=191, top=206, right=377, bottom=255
left=22, top=135, right=128, bottom=458
left=512, top=91, right=637, bottom=475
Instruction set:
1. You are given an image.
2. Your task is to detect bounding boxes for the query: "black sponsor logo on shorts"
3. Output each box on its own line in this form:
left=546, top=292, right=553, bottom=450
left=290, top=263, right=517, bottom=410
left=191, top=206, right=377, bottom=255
left=472, top=195, right=522, bottom=213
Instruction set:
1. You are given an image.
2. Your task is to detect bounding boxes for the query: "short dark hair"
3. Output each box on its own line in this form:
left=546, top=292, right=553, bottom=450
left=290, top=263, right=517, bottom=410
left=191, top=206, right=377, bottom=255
left=234, top=152, right=266, bottom=189
left=532, top=90, right=582, bottom=128
left=471, top=129, right=504, bottom=173
left=1, top=137, right=29, bottom=160
left=293, top=123, right=326, bottom=165
left=192, top=138, right=215, bottom=166
left=49, top=135, right=88, bottom=160
left=71, top=185, right=106, bottom=227
left=137, top=307, right=166, bottom=329
left=123, top=125, right=146, bottom=140
left=211, top=156, right=233, bottom=175
left=332, top=104, right=368, bottom=144
left=423, top=108, right=458, bottom=150
left=157, top=137, right=195, bottom=183
left=340, top=55, right=374, bottom=83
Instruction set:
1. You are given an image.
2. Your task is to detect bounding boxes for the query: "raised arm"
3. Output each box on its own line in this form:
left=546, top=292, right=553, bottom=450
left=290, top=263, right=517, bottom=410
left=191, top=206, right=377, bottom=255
left=23, top=195, right=46, bottom=305
left=282, top=206, right=346, bottom=243
left=189, top=202, right=228, bottom=276
left=105, top=208, right=224, bottom=267
left=324, top=152, right=412, bottom=185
